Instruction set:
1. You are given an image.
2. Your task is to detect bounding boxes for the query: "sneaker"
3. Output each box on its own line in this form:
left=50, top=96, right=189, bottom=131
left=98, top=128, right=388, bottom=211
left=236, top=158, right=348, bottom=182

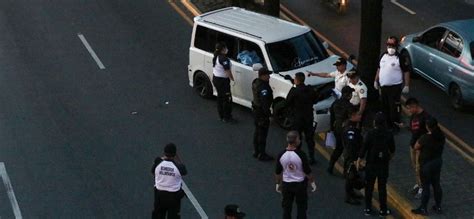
left=258, top=153, right=274, bottom=161
left=379, top=209, right=392, bottom=217
left=415, top=188, right=423, bottom=199
left=345, top=198, right=361, bottom=205
left=363, top=208, right=373, bottom=216
left=409, top=184, right=420, bottom=195
left=432, top=205, right=443, bottom=214
left=222, top=118, right=237, bottom=124
left=252, top=152, right=259, bottom=158
left=411, top=207, right=427, bottom=215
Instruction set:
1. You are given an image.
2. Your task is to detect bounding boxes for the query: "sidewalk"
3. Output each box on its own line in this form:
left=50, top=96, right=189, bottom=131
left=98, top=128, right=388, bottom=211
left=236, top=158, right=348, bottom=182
left=188, top=1, right=474, bottom=218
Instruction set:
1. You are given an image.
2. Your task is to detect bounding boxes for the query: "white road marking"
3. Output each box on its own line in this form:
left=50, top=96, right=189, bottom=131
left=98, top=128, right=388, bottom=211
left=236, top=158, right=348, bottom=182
left=391, top=0, right=416, bottom=15
left=0, top=162, right=23, bottom=219
left=181, top=181, right=208, bottom=219
left=77, top=33, right=106, bottom=69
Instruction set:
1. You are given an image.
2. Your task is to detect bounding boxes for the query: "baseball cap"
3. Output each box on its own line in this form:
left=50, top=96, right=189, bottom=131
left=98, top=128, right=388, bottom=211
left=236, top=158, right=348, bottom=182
left=225, top=204, right=246, bottom=218
left=164, top=143, right=177, bottom=157
left=346, top=68, right=359, bottom=78
left=258, top=67, right=272, bottom=76
left=333, top=57, right=347, bottom=66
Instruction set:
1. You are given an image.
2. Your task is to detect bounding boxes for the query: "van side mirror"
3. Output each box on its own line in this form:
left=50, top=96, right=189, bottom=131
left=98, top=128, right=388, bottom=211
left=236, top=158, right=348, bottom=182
left=413, top=36, right=421, bottom=43
left=322, top=41, right=329, bottom=49
left=252, top=63, right=263, bottom=71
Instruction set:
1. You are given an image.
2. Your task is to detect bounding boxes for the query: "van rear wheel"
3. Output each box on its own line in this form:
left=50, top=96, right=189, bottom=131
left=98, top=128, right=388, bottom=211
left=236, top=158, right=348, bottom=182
left=193, top=72, right=213, bottom=98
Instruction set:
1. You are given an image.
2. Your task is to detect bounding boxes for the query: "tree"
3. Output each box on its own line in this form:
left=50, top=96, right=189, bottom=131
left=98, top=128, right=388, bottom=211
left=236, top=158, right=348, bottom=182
left=263, top=0, right=280, bottom=17
left=357, top=0, right=383, bottom=102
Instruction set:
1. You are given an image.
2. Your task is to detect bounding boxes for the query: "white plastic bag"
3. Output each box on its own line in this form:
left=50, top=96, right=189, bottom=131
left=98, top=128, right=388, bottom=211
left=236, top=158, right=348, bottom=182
left=325, top=131, right=336, bottom=149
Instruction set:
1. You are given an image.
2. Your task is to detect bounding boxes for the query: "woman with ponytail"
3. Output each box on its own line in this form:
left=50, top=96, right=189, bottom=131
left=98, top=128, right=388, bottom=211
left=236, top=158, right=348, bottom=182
left=412, top=118, right=445, bottom=215
left=212, top=42, right=235, bottom=123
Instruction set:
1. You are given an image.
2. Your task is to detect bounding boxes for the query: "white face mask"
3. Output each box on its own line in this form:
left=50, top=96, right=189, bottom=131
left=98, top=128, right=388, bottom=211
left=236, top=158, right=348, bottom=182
left=387, top=47, right=396, bottom=55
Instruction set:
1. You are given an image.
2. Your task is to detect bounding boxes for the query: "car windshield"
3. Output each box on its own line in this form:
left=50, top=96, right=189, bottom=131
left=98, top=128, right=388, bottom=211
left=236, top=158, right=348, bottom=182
left=266, top=31, right=328, bottom=72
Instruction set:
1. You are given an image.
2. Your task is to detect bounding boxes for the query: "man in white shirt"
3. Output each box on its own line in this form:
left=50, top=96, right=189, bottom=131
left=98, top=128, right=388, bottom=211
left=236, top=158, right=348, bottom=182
left=347, top=69, right=368, bottom=116
left=151, top=143, right=187, bottom=219
left=307, top=57, right=349, bottom=95
left=374, top=36, right=410, bottom=131
left=275, top=131, right=317, bottom=219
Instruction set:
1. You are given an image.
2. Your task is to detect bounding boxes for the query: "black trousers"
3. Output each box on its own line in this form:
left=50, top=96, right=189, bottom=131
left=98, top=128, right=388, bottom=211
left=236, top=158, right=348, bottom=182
left=420, top=159, right=443, bottom=209
left=152, top=189, right=184, bottom=219
left=293, top=118, right=316, bottom=160
left=253, top=109, right=270, bottom=155
left=380, top=84, right=402, bottom=128
left=212, top=76, right=232, bottom=120
left=343, top=159, right=356, bottom=199
left=282, top=181, right=308, bottom=219
left=365, top=164, right=389, bottom=211
left=329, top=129, right=343, bottom=169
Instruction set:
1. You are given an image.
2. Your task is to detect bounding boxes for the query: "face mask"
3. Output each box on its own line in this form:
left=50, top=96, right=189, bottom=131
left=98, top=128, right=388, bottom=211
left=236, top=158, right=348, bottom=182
left=387, top=48, right=396, bottom=55
left=223, top=48, right=228, bottom=55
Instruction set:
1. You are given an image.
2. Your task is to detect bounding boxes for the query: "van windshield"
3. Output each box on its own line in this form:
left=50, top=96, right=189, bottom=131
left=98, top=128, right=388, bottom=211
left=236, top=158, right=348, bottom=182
left=266, top=31, right=328, bottom=72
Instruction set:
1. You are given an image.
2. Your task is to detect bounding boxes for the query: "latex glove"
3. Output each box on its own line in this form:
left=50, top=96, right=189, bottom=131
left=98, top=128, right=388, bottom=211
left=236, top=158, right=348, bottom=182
left=311, top=182, right=317, bottom=192
left=275, top=184, right=281, bottom=193
left=402, top=86, right=409, bottom=94
left=374, top=81, right=379, bottom=90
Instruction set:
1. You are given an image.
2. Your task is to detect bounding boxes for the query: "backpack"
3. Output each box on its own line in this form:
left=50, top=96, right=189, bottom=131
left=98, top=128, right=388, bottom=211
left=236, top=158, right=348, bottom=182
left=369, top=129, right=392, bottom=163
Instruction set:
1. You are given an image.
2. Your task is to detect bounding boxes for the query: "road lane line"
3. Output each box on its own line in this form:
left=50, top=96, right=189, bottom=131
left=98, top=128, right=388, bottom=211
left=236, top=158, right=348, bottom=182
left=77, top=33, right=106, bottom=70
left=0, top=162, right=23, bottom=219
left=390, top=0, right=416, bottom=15
left=181, top=0, right=201, bottom=16
left=168, top=1, right=194, bottom=26
left=182, top=181, right=208, bottom=219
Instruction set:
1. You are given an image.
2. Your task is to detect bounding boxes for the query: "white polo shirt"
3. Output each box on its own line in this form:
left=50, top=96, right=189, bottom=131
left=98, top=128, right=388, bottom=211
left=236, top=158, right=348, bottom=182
left=276, top=150, right=312, bottom=183
left=329, top=70, right=348, bottom=91
left=348, top=80, right=368, bottom=105
left=379, top=54, right=403, bottom=86
left=154, top=160, right=183, bottom=192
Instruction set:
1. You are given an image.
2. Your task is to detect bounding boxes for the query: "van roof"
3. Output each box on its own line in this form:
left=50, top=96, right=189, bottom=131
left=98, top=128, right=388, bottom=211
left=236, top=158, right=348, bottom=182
left=194, top=7, right=310, bottom=43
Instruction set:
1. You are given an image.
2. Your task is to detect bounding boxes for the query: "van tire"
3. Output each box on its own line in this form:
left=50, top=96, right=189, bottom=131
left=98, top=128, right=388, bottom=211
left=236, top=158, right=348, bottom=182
left=272, top=99, right=293, bottom=130
left=193, top=72, right=213, bottom=98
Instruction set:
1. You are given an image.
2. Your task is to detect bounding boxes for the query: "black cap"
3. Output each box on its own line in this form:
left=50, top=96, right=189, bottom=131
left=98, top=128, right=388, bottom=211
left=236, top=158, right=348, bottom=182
left=225, top=204, right=246, bottom=218
left=258, top=67, right=272, bottom=76
left=341, top=86, right=355, bottom=95
left=333, top=57, right=347, bottom=66
left=164, top=143, right=177, bottom=157
left=346, top=68, right=358, bottom=78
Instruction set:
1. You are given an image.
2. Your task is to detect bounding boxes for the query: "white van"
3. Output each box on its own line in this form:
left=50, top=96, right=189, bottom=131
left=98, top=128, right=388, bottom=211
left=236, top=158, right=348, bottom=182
left=188, top=7, right=352, bottom=132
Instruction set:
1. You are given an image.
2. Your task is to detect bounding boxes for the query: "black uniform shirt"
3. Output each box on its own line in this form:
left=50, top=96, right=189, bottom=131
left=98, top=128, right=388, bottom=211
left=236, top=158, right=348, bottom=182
left=342, top=121, right=362, bottom=161
left=252, top=78, right=273, bottom=117
left=330, top=98, right=353, bottom=132
left=418, top=133, right=445, bottom=166
left=409, top=110, right=431, bottom=147
left=359, top=128, right=396, bottom=165
left=286, top=84, right=318, bottom=119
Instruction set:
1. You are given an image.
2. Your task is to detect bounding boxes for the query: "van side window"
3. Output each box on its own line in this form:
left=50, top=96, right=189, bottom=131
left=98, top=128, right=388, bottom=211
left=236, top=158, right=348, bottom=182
left=194, top=25, right=217, bottom=53
left=237, top=39, right=264, bottom=67
left=216, top=32, right=238, bottom=60
left=470, top=41, right=474, bottom=61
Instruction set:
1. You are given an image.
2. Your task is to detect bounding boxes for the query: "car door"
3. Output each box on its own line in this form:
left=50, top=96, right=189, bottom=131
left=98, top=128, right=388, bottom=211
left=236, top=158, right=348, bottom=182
left=232, top=38, right=266, bottom=105
left=435, top=30, right=464, bottom=89
left=411, top=27, right=447, bottom=81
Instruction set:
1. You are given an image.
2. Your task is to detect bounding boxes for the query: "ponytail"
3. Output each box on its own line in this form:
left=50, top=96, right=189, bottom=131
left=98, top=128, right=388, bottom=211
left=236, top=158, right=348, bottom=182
left=213, top=42, right=226, bottom=67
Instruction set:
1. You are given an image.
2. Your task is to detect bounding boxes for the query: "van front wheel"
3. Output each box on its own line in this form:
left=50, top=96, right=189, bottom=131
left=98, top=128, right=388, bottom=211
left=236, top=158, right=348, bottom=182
left=272, top=99, right=293, bottom=130
left=194, top=72, right=213, bottom=98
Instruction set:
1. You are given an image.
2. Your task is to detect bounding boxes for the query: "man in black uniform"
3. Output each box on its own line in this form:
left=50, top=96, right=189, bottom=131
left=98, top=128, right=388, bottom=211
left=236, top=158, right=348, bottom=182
left=151, top=143, right=187, bottom=219
left=286, top=72, right=319, bottom=164
left=342, top=106, right=363, bottom=205
left=252, top=67, right=274, bottom=161
left=328, top=86, right=355, bottom=174
left=357, top=112, right=395, bottom=217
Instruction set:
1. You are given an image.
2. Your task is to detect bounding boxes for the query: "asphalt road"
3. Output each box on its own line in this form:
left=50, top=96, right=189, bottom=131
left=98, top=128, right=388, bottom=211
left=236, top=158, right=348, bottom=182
left=282, top=0, right=474, bottom=146
left=0, top=0, right=399, bottom=218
